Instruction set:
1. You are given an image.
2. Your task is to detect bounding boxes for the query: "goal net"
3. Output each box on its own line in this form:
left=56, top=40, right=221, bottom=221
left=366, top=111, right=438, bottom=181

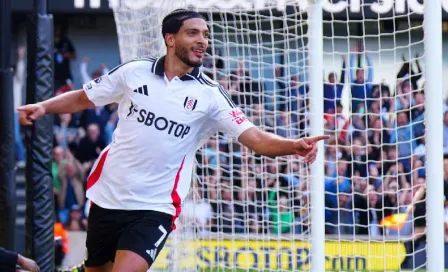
left=111, top=0, right=439, bottom=271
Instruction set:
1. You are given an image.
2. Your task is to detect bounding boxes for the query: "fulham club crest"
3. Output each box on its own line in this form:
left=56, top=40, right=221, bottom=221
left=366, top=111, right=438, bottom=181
left=184, top=97, right=198, bottom=112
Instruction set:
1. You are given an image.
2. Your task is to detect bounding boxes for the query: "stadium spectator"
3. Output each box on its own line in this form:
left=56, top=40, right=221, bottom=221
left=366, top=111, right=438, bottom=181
left=367, top=163, right=382, bottom=190
left=349, top=45, right=373, bottom=113
left=201, top=47, right=224, bottom=79
left=382, top=179, right=400, bottom=217
left=335, top=192, right=355, bottom=235
left=57, top=161, right=86, bottom=224
left=238, top=75, right=261, bottom=107
left=13, top=46, right=26, bottom=167
left=54, top=24, right=76, bottom=90
left=287, top=75, right=308, bottom=128
left=401, top=184, right=428, bottom=269
left=374, top=83, right=394, bottom=124
left=202, top=137, right=227, bottom=171
left=274, top=66, right=308, bottom=111
left=294, top=189, right=310, bottom=234
left=80, top=57, right=109, bottom=84
left=411, top=157, right=425, bottom=183
left=104, top=109, right=119, bottom=144
left=443, top=111, right=448, bottom=152
left=276, top=112, right=300, bottom=138
left=234, top=179, right=262, bottom=233
left=412, top=91, right=425, bottom=136
left=414, top=136, right=426, bottom=159
left=325, top=174, right=351, bottom=234
left=65, top=204, right=88, bottom=231
left=273, top=66, right=288, bottom=112
left=75, top=123, right=106, bottom=173
left=396, top=53, right=422, bottom=91
left=353, top=185, right=384, bottom=236
left=211, top=182, right=234, bottom=233
left=324, top=140, right=339, bottom=178
left=389, top=111, right=416, bottom=171
left=270, top=195, right=295, bottom=234
left=220, top=75, right=239, bottom=105
left=350, top=138, right=369, bottom=178
left=54, top=113, right=78, bottom=151
left=53, top=146, right=65, bottom=214
left=384, top=163, right=409, bottom=189
left=367, top=118, right=390, bottom=162
left=281, top=162, right=301, bottom=188
left=324, top=56, right=346, bottom=114
left=80, top=106, right=111, bottom=142
left=395, top=79, right=415, bottom=112
left=228, top=61, right=261, bottom=108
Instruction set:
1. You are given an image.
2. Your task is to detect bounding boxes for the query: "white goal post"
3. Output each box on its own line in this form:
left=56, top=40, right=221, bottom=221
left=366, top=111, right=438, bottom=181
left=111, top=0, right=444, bottom=271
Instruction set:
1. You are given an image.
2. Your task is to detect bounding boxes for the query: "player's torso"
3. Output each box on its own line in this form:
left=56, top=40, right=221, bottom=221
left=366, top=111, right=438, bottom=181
left=111, top=65, right=212, bottom=172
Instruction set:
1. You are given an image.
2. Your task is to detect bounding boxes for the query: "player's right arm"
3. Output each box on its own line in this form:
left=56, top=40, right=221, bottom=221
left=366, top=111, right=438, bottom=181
left=18, top=90, right=94, bottom=125
left=18, top=61, right=129, bottom=126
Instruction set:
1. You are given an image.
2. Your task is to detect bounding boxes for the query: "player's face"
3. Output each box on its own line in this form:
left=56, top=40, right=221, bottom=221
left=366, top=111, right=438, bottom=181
left=175, top=18, right=209, bottom=67
left=328, top=73, right=336, bottom=83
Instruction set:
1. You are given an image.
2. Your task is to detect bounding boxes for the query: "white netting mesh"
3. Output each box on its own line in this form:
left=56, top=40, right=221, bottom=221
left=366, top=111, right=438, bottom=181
left=112, top=0, right=430, bottom=271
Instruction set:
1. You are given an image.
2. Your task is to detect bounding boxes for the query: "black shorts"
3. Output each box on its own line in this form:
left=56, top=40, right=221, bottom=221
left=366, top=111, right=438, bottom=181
left=85, top=203, right=173, bottom=268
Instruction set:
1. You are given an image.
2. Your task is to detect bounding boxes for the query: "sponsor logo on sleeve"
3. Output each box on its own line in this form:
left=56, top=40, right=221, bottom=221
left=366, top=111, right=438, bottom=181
left=94, top=76, right=103, bottom=84
left=229, top=109, right=248, bottom=125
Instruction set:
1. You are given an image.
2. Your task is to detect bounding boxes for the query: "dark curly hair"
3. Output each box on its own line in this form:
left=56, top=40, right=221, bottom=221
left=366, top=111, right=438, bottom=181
left=161, top=9, right=205, bottom=37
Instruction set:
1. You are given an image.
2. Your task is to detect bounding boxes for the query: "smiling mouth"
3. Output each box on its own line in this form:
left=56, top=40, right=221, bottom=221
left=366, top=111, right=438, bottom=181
left=192, top=48, right=205, bottom=57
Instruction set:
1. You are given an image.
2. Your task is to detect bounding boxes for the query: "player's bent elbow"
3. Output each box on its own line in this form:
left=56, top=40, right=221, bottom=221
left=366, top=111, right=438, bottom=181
left=76, top=89, right=95, bottom=111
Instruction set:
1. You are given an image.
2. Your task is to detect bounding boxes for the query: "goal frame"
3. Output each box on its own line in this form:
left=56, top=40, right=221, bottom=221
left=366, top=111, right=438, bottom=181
left=423, top=0, right=444, bottom=271
left=308, top=1, right=325, bottom=271
left=306, top=0, right=445, bottom=270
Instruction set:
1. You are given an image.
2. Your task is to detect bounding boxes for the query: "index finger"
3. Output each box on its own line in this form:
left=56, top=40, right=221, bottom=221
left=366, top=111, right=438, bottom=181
left=308, top=135, right=330, bottom=143
left=16, top=105, right=31, bottom=112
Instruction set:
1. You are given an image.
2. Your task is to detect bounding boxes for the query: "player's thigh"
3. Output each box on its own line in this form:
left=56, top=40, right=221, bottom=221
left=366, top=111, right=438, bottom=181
left=85, top=262, right=114, bottom=272
left=111, top=250, right=148, bottom=272
left=116, top=210, right=173, bottom=269
left=85, top=204, right=126, bottom=268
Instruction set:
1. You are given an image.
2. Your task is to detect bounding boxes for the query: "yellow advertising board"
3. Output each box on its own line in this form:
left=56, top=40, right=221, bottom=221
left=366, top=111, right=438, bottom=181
left=153, top=239, right=406, bottom=270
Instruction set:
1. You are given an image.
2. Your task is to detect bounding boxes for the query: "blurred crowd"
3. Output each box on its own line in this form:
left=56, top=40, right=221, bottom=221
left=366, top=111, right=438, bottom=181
left=12, top=26, right=448, bottom=242
left=189, top=44, right=446, bottom=238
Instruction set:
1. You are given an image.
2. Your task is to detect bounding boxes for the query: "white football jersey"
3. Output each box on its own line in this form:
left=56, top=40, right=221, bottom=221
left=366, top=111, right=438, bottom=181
left=83, top=56, right=254, bottom=228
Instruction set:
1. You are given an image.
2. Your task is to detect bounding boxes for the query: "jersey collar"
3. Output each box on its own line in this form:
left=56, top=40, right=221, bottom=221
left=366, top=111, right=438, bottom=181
left=152, top=55, right=200, bottom=81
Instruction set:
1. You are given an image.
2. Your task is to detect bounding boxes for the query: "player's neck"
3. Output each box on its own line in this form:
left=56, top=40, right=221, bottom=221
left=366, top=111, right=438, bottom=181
left=164, top=55, right=194, bottom=81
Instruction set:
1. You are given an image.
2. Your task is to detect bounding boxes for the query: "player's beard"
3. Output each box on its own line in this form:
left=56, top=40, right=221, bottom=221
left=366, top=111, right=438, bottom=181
left=175, top=44, right=202, bottom=68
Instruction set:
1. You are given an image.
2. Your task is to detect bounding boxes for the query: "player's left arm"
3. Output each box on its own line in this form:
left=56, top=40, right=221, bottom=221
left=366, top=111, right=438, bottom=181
left=238, top=127, right=329, bottom=164
left=209, top=84, right=328, bottom=164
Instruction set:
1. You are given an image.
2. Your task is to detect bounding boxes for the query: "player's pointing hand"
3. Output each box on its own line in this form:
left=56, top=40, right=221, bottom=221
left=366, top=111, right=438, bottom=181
left=17, top=104, right=46, bottom=126
left=294, top=135, right=330, bottom=164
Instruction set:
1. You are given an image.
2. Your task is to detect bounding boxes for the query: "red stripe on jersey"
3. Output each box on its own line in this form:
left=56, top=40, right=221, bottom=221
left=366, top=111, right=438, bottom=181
left=171, top=156, right=186, bottom=230
left=86, top=148, right=110, bottom=191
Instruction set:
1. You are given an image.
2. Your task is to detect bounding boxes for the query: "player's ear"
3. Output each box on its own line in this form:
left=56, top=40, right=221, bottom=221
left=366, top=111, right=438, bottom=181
left=165, top=33, right=175, bottom=48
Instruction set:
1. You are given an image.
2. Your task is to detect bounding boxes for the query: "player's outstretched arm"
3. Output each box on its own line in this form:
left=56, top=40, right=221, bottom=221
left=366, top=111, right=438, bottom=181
left=17, top=89, right=94, bottom=126
left=238, top=127, right=329, bottom=164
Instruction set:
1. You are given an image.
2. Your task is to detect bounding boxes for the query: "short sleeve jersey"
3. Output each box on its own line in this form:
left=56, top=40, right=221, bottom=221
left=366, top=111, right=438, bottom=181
left=83, top=56, right=254, bottom=225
